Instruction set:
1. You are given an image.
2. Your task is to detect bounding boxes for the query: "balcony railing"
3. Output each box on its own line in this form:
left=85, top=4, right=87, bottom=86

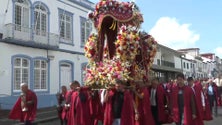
left=3, top=23, right=59, bottom=47
left=161, top=60, right=175, bottom=68
left=33, top=29, right=59, bottom=47
left=4, top=23, right=32, bottom=41
left=198, top=67, right=202, bottom=72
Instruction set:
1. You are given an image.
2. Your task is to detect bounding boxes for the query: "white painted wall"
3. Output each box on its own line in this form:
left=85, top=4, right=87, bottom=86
left=174, top=56, right=182, bottom=69
left=34, top=0, right=93, bottom=53
left=0, top=43, right=12, bottom=96
left=1, top=0, right=93, bottom=51
left=0, top=0, right=93, bottom=97
left=47, top=50, right=88, bottom=93
left=0, top=42, right=88, bottom=95
left=181, top=58, right=193, bottom=77
left=0, top=42, right=49, bottom=95
left=153, top=51, right=161, bottom=65
left=0, top=0, right=11, bottom=34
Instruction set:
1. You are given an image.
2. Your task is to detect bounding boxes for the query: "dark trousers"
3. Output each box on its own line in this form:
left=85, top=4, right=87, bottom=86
left=208, top=94, right=217, bottom=116
left=60, top=119, right=67, bottom=125
left=24, top=120, right=32, bottom=125
left=151, top=105, right=161, bottom=125
left=175, top=113, right=184, bottom=125
left=218, top=87, right=222, bottom=96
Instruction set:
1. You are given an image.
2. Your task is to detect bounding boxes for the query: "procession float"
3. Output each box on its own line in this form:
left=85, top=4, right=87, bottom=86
left=84, top=0, right=157, bottom=88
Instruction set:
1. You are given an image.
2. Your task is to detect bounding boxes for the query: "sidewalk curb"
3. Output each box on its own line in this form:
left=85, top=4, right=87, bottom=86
left=14, top=116, right=58, bottom=125
left=33, top=116, right=58, bottom=125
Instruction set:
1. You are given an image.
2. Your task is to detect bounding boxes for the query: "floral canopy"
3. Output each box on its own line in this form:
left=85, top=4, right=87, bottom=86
left=84, top=0, right=157, bottom=88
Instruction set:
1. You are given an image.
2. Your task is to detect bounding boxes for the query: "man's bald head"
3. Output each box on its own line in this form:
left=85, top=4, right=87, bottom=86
left=20, top=83, right=28, bottom=93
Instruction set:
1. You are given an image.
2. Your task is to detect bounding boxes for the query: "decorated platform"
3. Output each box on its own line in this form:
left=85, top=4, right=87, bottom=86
left=84, top=0, right=157, bottom=88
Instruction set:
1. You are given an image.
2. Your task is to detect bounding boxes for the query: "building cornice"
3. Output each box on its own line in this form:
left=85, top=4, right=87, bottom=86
left=58, top=0, right=94, bottom=12
left=158, top=44, right=183, bottom=57
left=0, top=38, right=85, bottom=55
left=152, top=64, right=182, bottom=73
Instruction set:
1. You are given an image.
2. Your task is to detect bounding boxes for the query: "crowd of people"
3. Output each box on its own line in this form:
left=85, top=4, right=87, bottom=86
left=8, top=73, right=222, bottom=125
left=55, top=73, right=222, bottom=125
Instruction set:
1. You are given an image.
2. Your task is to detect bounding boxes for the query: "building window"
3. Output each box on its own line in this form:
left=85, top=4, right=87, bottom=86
left=81, top=63, right=88, bottom=85
left=187, top=63, right=189, bottom=69
left=157, top=59, right=160, bottom=66
left=80, top=17, right=92, bottom=47
left=59, top=9, right=73, bottom=43
left=14, top=0, right=30, bottom=31
left=34, top=4, right=48, bottom=36
left=183, top=62, right=186, bottom=69
left=34, top=60, right=47, bottom=90
left=190, top=63, right=192, bottom=68
left=13, top=57, right=30, bottom=91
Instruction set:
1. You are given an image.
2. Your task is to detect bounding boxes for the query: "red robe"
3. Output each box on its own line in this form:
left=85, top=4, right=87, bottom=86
left=136, top=87, right=155, bottom=125
left=9, top=90, right=37, bottom=122
left=60, top=91, right=68, bottom=120
left=170, top=85, right=196, bottom=125
left=89, top=90, right=104, bottom=125
left=203, top=93, right=213, bottom=121
left=156, top=84, right=172, bottom=124
left=104, top=89, right=135, bottom=125
left=202, top=83, right=214, bottom=121
left=192, top=84, right=204, bottom=125
left=68, top=88, right=91, bottom=125
left=66, top=90, right=75, bottom=123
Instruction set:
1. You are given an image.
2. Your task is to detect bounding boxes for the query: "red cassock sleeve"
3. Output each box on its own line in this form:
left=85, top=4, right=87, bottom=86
left=8, top=97, right=23, bottom=121
left=141, top=88, right=155, bottom=125
left=120, top=90, right=135, bottom=125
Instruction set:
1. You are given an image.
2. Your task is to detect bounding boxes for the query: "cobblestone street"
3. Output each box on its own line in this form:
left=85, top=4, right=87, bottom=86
left=164, top=107, right=222, bottom=125
left=1, top=107, right=222, bottom=125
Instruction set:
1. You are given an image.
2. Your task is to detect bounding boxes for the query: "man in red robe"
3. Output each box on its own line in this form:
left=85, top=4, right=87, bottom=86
left=103, top=79, right=135, bottom=125
left=187, top=77, right=204, bottom=125
left=149, top=78, right=171, bottom=125
left=132, top=81, right=155, bottom=125
left=89, top=90, right=104, bottom=125
left=170, top=73, right=196, bottom=125
left=66, top=81, right=78, bottom=125
left=67, top=80, right=92, bottom=125
left=9, top=83, right=37, bottom=125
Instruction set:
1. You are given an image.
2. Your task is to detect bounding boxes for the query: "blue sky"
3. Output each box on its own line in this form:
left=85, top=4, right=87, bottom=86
left=89, top=0, right=222, bottom=58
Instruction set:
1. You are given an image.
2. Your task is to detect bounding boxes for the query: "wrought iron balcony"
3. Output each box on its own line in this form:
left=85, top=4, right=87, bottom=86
left=161, top=60, right=175, bottom=68
left=3, top=23, right=59, bottom=48
left=198, top=67, right=202, bottom=72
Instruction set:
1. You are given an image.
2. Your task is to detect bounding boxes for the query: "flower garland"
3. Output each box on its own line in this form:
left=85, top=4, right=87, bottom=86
left=84, top=58, right=132, bottom=87
left=144, top=34, right=157, bottom=69
left=84, top=33, right=98, bottom=63
left=115, top=25, right=140, bottom=62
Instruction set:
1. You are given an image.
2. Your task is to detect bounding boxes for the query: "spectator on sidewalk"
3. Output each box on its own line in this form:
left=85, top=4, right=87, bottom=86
left=56, top=85, right=68, bottom=125
left=214, top=75, right=222, bottom=106
left=9, top=83, right=37, bottom=125
left=205, top=78, right=218, bottom=117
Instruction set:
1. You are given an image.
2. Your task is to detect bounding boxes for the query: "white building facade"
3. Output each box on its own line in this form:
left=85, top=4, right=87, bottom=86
left=152, top=44, right=183, bottom=82
left=0, top=0, right=94, bottom=109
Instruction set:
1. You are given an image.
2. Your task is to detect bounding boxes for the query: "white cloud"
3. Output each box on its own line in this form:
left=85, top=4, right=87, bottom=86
left=149, top=17, right=200, bottom=50
left=214, top=47, right=222, bottom=58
